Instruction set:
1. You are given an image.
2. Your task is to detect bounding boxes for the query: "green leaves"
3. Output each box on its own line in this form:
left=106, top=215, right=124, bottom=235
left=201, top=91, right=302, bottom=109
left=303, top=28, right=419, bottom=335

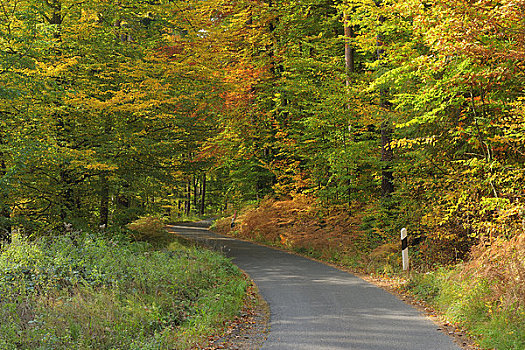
left=0, top=0, right=223, bottom=232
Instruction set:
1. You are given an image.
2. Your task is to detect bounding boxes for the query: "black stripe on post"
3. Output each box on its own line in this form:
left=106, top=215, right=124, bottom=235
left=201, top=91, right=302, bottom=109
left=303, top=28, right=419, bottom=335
left=401, top=237, right=408, bottom=250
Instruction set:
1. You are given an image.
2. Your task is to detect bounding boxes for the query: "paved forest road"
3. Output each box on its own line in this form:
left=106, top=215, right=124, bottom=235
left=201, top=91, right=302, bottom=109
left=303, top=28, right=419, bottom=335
left=167, top=223, right=460, bottom=350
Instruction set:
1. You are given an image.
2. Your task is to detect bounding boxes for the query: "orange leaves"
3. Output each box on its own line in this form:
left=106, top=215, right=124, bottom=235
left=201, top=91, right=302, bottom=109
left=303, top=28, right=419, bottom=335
left=228, top=196, right=366, bottom=259
left=157, top=44, right=184, bottom=59
left=219, top=64, right=265, bottom=114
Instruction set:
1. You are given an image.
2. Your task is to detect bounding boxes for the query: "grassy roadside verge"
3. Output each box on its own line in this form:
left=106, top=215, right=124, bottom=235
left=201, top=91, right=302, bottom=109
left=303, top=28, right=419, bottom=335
left=405, top=232, right=525, bottom=350
left=0, top=228, right=247, bottom=349
left=407, top=266, right=525, bottom=350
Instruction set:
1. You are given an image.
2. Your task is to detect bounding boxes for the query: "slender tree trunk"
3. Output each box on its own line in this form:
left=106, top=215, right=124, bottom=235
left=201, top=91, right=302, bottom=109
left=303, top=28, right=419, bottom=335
left=99, top=114, right=114, bottom=227
left=344, top=9, right=355, bottom=85
left=0, top=154, right=11, bottom=242
left=59, top=169, right=78, bottom=220
left=343, top=4, right=357, bottom=202
left=116, top=185, right=130, bottom=209
left=376, top=7, right=394, bottom=197
left=193, top=174, right=198, bottom=210
left=200, top=173, right=206, bottom=215
left=45, top=0, right=63, bottom=39
left=185, top=179, right=191, bottom=216
left=380, top=120, right=394, bottom=196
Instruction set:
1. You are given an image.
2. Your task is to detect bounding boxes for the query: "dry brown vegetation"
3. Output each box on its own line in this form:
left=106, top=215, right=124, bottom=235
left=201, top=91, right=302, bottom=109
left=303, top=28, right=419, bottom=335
left=215, top=196, right=377, bottom=265
left=464, top=232, right=525, bottom=312
left=214, top=196, right=411, bottom=272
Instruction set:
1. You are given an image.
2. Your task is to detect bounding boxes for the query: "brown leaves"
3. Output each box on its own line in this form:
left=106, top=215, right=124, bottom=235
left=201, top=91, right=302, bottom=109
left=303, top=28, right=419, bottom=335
left=198, top=279, right=268, bottom=350
left=222, top=196, right=366, bottom=260
left=465, top=231, right=525, bottom=312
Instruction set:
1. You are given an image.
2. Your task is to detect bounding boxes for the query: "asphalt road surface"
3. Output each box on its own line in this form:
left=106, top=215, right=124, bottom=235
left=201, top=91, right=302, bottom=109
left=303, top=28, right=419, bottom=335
left=168, top=223, right=460, bottom=350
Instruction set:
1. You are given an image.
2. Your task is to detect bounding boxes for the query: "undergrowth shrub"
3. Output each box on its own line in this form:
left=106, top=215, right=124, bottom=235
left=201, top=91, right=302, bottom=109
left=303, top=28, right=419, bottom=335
left=211, top=217, right=233, bottom=235
left=215, top=195, right=369, bottom=268
left=126, top=216, right=166, bottom=241
left=465, top=232, right=525, bottom=313
left=0, top=231, right=247, bottom=349
left=368, top=243, right=402, bottom=274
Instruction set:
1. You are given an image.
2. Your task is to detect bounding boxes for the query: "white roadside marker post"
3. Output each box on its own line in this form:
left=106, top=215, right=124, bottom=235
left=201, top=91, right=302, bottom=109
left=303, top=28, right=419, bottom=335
left=401, top=227, right=409, bottom=271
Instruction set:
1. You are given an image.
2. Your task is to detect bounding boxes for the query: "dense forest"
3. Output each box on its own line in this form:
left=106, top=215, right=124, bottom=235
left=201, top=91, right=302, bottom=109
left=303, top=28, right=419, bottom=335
left=1, top=0, right=524, bottom=348
left=2, top=0, right=523, bottom=256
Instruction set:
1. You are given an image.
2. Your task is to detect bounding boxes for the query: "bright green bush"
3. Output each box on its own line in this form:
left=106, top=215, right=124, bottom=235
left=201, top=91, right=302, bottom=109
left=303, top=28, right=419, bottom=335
left=0, top=232, right=247, bottom=349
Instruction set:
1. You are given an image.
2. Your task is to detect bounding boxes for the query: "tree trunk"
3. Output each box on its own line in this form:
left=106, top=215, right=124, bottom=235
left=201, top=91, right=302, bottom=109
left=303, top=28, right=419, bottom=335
left=0, top=155, right=11, bottom=242
left=344, top=5, right=356, bottom=144
left=380, top=120, right=394, bottom=196
left=344, top=10, right=355, bottom=85
left=376, top=8, right=394, bottom=197
left=59, top=169, right=79, bottom=221
left=200, top=173, right=206, bottom=215
left=193, top=174, right=198, bottom=211
left=116, top=191, right=130, bottom=209
left=185, top=179, right=191, bottom=216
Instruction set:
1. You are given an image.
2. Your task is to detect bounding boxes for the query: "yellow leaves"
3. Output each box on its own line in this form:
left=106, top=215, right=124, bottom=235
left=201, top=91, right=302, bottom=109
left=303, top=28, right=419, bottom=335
left=418, top=0, right=525, bottom=63
left=68, top=84, right=160, bottom=113
left=66, top=8, right=102, bottom=39
left=70, top=91, right=133, bottom=111
left=68, top=149, right=118, bottom=172
left=80, top=9, right=99, bottom=23
left=390, top=136, right=436, bottom=149
left=36, top=57, right=80, bottom=77
left=511, top=97, right=525, bottom=118
left=71, top=161, right=118, bottom=172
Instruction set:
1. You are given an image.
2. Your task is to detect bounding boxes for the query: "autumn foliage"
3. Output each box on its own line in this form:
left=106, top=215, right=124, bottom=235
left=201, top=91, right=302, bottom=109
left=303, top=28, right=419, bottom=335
left=126, top=216, right=166, bottom=241
left=1, top=0, right=524, bottom=346
left=465, top=232, right=525, bottom=312
left=216, top=196, right=366, bottom=260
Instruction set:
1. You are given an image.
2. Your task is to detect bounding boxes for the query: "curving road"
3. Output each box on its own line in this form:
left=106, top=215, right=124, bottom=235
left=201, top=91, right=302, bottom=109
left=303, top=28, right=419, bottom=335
left=167, top=223, right=460, bottom=350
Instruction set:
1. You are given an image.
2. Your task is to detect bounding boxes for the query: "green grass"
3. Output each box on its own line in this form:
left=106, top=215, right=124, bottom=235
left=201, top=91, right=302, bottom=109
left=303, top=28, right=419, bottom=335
left=0, top=231, right=247, bottom=349
left=407, top=267, right=525, bottom=350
